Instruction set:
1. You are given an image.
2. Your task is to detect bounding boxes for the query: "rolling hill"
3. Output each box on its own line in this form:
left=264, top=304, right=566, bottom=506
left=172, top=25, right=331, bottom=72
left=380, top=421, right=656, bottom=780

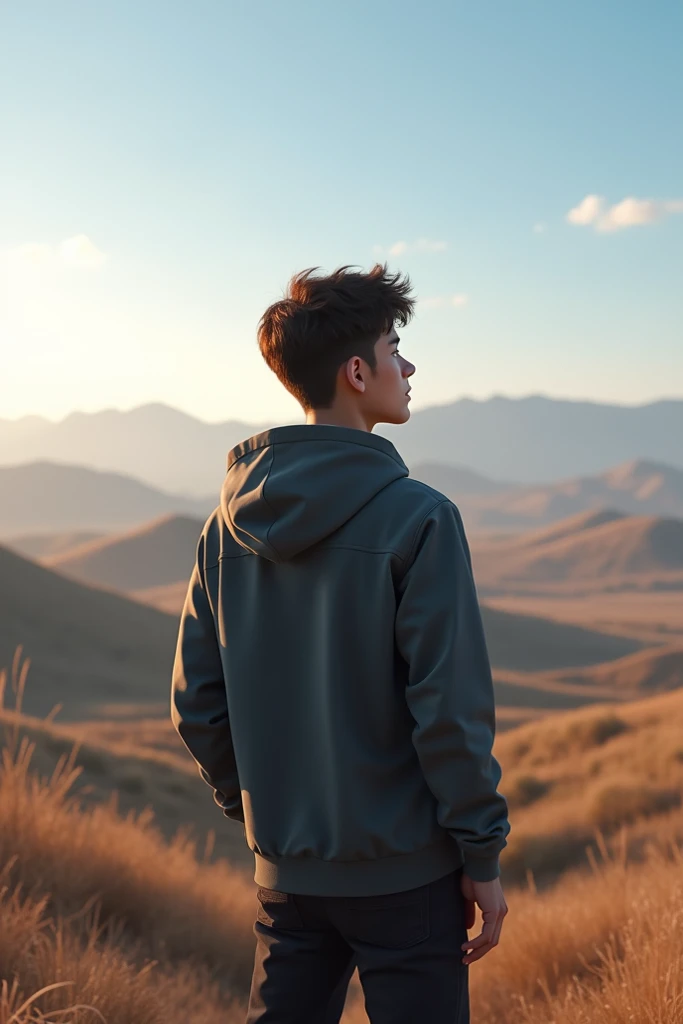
left=19, top=501, right=683, bottom=620
left=3, top=675, right=683, bottom=1024
left=501, top=506, right=628, bottom=546
left=448, top=459, right=683, bottom=531
left=479, top=604, right=644, bottom=672
left=469, top=510, right=683, bottom=593
left=7, top=529, right=105, bottom=560
left=0, top=701, right=251, bottom=869
left=489, top=642, right=683, bottom=729
left=4, top=449, right=683, bottom=551
left=548, top=643, right=683, bottom=693
left=0, top=543, right=179, bottom=721
left=0, top=538, right=653, bottom=728
left=0, top=460, right=215, bottom=539
left=128, top=580, right=191, bottom=614
left=489, top=684, right=683, bottom=891
left=42, top=513, right=205, bottom=591
left=409, top=461, right=513, bottom=497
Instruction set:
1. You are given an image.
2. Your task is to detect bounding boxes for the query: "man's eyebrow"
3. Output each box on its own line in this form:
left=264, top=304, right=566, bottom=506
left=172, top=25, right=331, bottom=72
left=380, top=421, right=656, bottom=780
left=388, top=334, right=400, bottom=345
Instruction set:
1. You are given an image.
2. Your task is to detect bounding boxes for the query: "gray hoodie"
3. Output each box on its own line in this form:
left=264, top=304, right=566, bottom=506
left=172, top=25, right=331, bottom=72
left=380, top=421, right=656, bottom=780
left=171, top=423, right=509, bottom=897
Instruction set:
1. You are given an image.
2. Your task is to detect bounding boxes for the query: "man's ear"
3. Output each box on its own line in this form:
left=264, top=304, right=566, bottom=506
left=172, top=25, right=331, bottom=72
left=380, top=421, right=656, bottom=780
left=346, top=356, right=366, bottom=393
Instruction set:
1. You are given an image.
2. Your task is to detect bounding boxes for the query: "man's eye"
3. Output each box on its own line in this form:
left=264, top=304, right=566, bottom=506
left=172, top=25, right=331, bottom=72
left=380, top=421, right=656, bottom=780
left=393, top=349, right=400, bottom=357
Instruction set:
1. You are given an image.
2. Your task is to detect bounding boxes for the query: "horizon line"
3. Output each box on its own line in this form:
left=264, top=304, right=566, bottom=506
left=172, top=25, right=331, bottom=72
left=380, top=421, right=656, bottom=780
left=4, top=391, right=683, bottom=426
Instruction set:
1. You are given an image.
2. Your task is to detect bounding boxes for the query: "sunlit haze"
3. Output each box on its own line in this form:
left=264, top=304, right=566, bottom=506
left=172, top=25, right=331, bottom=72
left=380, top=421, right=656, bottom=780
left=2, top=0, right=682, bottom=424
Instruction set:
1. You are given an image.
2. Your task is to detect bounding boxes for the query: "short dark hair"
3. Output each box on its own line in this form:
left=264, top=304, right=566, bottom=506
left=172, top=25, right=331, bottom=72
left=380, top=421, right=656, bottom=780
left=257, top=262, right=416, bottom=409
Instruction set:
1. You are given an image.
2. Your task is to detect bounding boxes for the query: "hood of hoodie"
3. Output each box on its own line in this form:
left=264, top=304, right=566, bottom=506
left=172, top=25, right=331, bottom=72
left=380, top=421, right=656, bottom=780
left=221, top=424, right=409, bottom=563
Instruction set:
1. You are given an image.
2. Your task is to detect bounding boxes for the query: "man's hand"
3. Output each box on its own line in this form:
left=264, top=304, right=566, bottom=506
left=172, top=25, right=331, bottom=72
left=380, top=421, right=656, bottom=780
left=460, top=873, right=508, bottom=965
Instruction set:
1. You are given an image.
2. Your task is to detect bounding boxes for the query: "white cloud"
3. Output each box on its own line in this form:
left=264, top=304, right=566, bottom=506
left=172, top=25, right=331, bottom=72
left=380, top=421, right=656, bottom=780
left=373, top=238, right=448, bottom=257
left=388, top=240, right=409, bottom=256
left=533, top=222, right=547, bottom=234
left=420, top=293, right=469, bottom=310
left=566, top=194, right=683, bottom=233
left=599, top=197, right=683, bottom=232
left=567, top=194, right=605, bottom=226
left=6, top=234, right=107, bottom=269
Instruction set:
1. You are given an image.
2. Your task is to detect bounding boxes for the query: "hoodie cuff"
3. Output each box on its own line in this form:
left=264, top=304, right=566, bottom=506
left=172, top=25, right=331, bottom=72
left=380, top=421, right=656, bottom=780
left=462, top=855, right=500, bottom=882
left=221, top=805, right=245, bottom=823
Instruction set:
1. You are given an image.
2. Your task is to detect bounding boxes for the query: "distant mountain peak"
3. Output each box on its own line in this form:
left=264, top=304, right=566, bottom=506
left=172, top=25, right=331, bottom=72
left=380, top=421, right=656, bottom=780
left=3, top=396, right=682, bottom=498
left=604, top=458, right=681, bottom=486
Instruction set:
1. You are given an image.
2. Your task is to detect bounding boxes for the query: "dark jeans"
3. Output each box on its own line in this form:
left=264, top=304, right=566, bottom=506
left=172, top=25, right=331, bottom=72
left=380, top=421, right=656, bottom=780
left=246, top=867, right=469, bottom=1023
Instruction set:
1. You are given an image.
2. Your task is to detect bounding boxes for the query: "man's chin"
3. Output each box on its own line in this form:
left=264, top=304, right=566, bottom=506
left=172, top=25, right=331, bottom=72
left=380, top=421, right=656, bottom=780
left=378, top=405, right=411, bottom=426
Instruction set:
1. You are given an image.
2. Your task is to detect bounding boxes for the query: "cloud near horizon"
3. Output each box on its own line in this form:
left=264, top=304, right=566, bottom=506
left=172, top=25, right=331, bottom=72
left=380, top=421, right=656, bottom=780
left=373, top=238, right=448, bottom=257
left=567, top=194, right=683, bottom=233
left=9, top=234, right=107, bottom=268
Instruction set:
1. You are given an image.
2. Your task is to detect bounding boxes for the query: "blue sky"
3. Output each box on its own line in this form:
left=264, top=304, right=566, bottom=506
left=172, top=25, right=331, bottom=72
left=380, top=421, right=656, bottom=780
left=1, top=0, right=682, bottom=424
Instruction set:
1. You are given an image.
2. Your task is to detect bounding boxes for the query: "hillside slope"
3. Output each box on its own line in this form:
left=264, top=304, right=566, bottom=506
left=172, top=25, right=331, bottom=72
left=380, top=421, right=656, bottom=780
left=548, top=643, right=683, bottom=692
left=43, top=513, right=204, bottom=590
left=455, top=458, right=683, bottom=532
left=0, top=460, right=214, bottom=539
left=470, top=512, right=683, bottom=592
left=0, top=544, right=179, bottom=720
left=7, top=529, right=105, bottom=559
left=480, top=604, right=644, bottom=671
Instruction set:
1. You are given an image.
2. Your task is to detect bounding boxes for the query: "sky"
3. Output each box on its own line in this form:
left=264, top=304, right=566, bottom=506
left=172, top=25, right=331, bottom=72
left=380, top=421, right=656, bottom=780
left=1, top=0, right=682, bottom=425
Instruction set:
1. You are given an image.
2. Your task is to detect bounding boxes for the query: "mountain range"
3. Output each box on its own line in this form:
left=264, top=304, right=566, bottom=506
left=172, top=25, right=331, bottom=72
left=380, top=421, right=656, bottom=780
left=415, top=457, right=683, bottom=530
left=12, top=505, right=682, bottom=612
left=469, top=508, right=683, bottom=595
left=2, top=395, right=682, bottom=496
left=3, top=454, right=683, bottom=541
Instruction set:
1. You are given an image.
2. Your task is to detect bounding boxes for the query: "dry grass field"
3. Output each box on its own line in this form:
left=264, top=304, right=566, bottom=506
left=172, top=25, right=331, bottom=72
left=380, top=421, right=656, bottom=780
left=342, top=838, right=683, bottom=1023
left=2, top=644, right=683, bottom=1021
left=2, top=489, right=682, bottom=1019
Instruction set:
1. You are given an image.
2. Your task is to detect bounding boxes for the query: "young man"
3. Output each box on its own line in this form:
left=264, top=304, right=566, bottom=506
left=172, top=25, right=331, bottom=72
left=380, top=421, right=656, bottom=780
left=171, top=263, right=510, bottom=1023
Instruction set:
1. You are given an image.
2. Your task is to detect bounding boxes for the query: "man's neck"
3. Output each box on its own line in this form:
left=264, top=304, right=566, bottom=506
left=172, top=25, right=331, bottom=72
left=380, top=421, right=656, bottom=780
left=305, top=406, right=372, bottom=432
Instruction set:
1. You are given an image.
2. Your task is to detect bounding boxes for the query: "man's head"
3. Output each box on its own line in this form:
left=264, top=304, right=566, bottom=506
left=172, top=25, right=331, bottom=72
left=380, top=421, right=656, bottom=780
left=257, top=263, right=417, bottom=431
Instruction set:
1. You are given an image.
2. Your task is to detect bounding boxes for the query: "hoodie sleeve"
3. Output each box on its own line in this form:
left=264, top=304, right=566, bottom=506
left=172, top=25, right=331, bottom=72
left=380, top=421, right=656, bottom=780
left=395, top=499, right=510, bottom=882
left=170, top=537, right=245, bottom=824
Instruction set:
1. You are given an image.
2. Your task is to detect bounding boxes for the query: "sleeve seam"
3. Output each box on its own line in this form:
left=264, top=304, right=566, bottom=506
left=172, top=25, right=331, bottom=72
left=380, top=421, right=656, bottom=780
left=400, top=497, right=452, bottom=577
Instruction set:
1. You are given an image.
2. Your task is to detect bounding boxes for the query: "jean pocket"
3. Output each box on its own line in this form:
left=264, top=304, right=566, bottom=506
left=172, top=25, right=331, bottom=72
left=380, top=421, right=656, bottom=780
left=344, top=887, right=430, bottom=949
left=256, top=887, right=305, bottom=930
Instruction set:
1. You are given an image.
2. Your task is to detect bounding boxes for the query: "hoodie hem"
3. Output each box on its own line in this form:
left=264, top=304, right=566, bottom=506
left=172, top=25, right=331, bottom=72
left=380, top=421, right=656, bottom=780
left=252, top=835, right=464, bottom=897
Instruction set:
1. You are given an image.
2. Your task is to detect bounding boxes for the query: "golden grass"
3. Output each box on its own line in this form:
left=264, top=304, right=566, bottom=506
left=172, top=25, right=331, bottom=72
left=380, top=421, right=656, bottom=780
left=494, top=690, right=683, bottom=884
left=0, top=865, right=244, bottom=1024
left=2, top=644, right=683, bottom=1022
left=341, top=835, right=683, bottom=1023
left=0, top=648, right=255, bottom=1021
